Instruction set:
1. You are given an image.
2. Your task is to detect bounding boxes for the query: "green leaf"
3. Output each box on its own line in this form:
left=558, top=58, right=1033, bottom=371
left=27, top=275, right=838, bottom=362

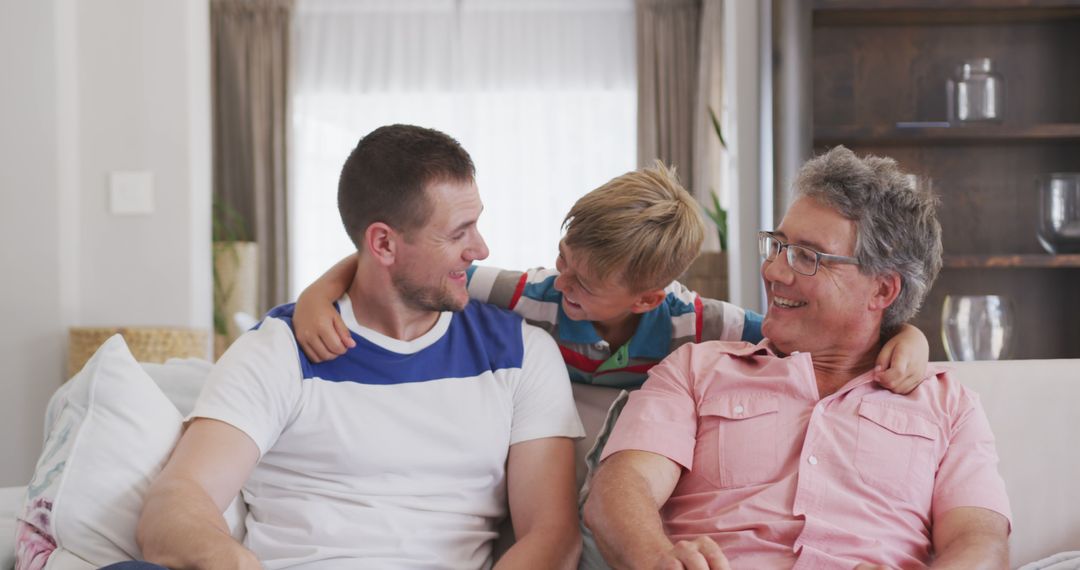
left=704, top=189, right=728, bottom=252
left=708, top=106, right=727, bottom=149
left=212, top=196, right=251, bottom=243
left=704, top=106, right=728, bottom=251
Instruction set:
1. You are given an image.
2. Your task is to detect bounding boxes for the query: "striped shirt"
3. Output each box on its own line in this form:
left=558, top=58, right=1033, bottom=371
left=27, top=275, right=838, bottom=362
left=196, top=297, right=583, bottom=568
left=466, top=266, right=764, bottom=389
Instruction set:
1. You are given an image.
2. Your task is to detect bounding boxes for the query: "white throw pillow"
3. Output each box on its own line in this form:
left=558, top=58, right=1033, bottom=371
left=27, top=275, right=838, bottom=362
left=16, top=335, right=184, bottom=569
left=140, top=357, right=212, bottom=417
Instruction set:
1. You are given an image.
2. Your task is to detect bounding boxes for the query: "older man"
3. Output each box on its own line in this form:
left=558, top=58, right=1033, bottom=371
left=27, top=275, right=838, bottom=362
left=583, top=146, right=1011, bottom=569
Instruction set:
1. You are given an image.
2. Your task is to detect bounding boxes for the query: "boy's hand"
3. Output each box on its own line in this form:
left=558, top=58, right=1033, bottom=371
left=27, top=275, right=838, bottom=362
left=294, top=289, right=354, bottom=363
left=875, top=323, right=930, bottom=395
left=293, top=254, right=359, bottom=363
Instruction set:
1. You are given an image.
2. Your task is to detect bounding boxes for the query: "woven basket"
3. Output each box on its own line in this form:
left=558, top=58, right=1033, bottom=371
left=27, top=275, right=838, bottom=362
left=679, top=251, right=730, bottom=302
left=67, top=326, right=209, bottom=378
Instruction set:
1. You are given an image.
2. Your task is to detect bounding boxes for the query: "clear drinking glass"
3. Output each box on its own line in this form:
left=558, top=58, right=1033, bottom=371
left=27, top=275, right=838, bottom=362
left=1037, top=173, right=1080, bottom=254
left=941, top=295, right=1014, bottom=361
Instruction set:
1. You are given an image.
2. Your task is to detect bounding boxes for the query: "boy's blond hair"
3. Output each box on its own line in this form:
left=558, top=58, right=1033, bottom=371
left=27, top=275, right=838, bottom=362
left=562, top=161, right=705, bottom=293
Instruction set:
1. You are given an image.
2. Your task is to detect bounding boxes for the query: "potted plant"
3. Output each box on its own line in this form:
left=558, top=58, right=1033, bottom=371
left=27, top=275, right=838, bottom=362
left=212, top=198, right=258, bottom=358
left=679, top=108, right=730, bottom=300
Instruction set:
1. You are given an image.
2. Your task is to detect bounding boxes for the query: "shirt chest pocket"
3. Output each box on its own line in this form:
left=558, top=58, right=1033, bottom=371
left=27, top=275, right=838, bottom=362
left=855, top=401, right=939, bottom=503
left=697, top=396, right=780, bottom=489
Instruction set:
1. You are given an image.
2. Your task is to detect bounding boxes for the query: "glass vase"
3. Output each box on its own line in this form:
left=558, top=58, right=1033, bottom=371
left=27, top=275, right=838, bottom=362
left=941, top=295, right=1014, bottom=361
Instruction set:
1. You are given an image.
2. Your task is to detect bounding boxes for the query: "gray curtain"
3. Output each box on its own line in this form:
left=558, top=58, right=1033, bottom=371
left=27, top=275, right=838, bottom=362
left=211, top=0, right=293, bottom=314
left=636, top=0, right=702, bottom=192
left=638, top=0, right=727, bottom=251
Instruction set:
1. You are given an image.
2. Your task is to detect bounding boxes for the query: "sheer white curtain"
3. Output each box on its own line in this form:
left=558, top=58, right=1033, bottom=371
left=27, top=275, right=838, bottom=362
left=289, top=0, right=636, bottom=295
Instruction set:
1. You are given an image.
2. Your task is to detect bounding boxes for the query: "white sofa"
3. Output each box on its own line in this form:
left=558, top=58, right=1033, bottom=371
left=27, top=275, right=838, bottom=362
left=4, top=357, right=1080, bottom=569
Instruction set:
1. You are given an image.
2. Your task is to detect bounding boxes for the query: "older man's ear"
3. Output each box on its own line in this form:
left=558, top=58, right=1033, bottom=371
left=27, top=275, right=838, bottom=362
left=869, top=271, right=903, bottom=312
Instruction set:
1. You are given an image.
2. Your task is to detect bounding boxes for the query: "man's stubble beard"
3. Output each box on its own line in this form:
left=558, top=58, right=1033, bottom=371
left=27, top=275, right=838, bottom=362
left=391, top=270, right=467, bottom=313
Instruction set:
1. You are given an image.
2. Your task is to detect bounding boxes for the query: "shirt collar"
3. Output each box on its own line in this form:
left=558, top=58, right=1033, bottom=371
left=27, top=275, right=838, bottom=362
left=724, top=339, right=779, bottom=358
left=626, top=303, right=673, bottom=360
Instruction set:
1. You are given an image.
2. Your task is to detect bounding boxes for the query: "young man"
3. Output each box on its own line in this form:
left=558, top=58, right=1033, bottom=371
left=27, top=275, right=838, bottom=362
left=293, top=162, right=929, bottom=393
left=135, top=125, right=584, bottom=569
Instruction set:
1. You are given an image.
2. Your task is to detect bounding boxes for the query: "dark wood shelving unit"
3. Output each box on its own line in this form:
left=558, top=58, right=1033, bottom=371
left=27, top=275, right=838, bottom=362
left=814, top=0, right=1080, bottom=8
left=814, top=2, right=1080, bottom=26
left=815, top=123, right=1080, bottom=145
left=944, top=254, right=1080, bottom=268
left=788, top=0, right=1080, bottom=360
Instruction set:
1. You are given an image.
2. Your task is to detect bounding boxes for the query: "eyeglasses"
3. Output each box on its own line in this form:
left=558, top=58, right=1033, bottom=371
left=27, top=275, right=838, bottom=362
left=758, top=231, right=859, bottom=276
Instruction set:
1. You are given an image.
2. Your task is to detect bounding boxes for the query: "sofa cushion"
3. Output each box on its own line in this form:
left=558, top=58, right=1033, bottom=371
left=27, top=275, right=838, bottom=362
left=15, top=335, right=184, bottom=569
left=953, top=359, right=1080, bottom=567
left=139, top=357, right=212, bottom=417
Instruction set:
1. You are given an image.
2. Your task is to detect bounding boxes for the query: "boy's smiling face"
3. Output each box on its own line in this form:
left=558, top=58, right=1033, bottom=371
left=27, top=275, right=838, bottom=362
left=553, top=240, right=665, bottom=330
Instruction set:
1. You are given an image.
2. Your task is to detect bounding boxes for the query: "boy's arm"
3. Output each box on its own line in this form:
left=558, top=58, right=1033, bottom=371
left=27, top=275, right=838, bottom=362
left=875, top=323, right=930, bottom=395
left=674, top=279, right=763, bottom=345
left=294, top=254, right=357, bottom=362
left=293, top=261, right=532, bottom=362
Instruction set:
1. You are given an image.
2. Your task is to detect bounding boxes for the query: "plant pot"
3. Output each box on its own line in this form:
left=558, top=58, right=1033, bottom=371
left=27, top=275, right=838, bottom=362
left=678, top=251, right=729, bottom=301
left=213, top=241, right=258, bottom=358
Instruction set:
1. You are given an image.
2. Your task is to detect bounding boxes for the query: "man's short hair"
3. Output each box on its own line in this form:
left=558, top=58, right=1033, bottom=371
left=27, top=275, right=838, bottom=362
left=562, top=161, right=705, bottom=293
left=338, top=124, right=475, bottom=247
left=794, top=145, right=943, bottom=334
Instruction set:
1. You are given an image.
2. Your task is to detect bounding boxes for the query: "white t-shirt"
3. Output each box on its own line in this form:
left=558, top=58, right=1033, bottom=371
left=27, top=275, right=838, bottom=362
left=191, top=296, right=585, bottom=569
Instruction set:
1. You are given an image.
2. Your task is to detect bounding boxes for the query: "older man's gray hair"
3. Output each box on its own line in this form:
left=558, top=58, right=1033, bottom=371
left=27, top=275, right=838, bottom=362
left=794, top=145, right=943, bottom=335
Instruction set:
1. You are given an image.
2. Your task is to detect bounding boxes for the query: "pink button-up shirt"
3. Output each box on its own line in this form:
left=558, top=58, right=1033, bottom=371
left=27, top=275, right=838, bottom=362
left=601, top=340, right=1011, bottom=569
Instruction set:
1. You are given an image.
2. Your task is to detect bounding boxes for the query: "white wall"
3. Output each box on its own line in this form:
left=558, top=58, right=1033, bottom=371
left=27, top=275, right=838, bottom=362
left=0, top=0, right=65, bottom=488
left=0, top=0, right=211, bottom=486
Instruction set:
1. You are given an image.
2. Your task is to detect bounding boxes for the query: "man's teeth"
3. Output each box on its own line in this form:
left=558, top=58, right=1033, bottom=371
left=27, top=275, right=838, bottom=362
left=774, top=296, right=806, bottom=308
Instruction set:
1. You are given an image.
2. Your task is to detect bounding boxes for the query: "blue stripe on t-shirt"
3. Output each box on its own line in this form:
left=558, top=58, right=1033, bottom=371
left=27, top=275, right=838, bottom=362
left=665, top=290, right=697, bottom=318
left=521, top=274, right=562, bottom=303
left=261, top=301, right=525, bottom=385
left=742, top=310, right=764, bottom=343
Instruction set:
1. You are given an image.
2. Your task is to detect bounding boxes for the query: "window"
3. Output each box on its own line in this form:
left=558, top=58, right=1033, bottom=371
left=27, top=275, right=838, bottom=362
left=289, top=0, right=636, bottom=295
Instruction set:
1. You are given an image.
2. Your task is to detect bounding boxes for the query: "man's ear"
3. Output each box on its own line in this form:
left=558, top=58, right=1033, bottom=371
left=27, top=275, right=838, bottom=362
left=869, top=271, right=902, bottom=312
left=363, top=222, right=398, bottom=267
left=630, top=288, right=667, bottom=314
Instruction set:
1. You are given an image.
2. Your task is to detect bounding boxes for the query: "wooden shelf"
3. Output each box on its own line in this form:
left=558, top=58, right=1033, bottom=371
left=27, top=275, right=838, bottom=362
left=800, top=0, right=1080, bottom=359
left=814, top=0, right=1080, bottom=26
left=943, top=254, right=1080, bottom=268
left=816, top=0, right=1080, bottom=7
left=814, top=123, right=1080, bottom=146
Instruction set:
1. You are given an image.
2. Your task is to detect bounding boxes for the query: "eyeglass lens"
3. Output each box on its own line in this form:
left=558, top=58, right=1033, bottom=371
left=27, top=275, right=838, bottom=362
left=760, top=234, right=818, bottom=275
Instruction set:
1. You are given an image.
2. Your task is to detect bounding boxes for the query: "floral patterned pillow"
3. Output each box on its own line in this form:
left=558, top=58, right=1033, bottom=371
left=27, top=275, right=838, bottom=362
left=15, top=335, right=184, bottom=569
left=15, top=508, right=55, bottom=570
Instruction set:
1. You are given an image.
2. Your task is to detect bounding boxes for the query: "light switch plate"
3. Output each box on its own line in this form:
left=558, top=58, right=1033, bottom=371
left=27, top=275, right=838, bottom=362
left=109, top=171, right=155, bottom=215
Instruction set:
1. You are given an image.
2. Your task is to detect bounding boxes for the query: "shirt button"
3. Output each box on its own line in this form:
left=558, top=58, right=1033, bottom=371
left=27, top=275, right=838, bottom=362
left=733, top=405, right=745, bottom=415
left=807, top=455, right=819, bottom=465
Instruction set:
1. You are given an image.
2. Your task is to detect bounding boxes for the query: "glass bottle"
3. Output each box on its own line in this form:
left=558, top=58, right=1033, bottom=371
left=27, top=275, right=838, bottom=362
left=949, top=58, right=1004, bottom=123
